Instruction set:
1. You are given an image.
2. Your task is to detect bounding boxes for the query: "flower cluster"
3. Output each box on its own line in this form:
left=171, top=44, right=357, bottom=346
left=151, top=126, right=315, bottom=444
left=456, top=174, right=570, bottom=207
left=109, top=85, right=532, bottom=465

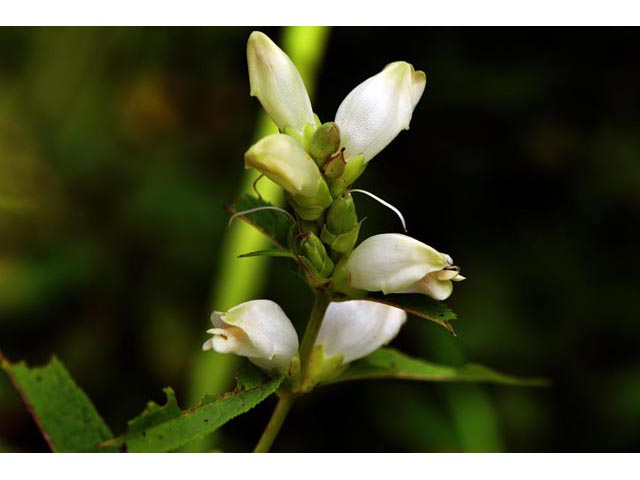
left=203, top=32, right=465, bottom=386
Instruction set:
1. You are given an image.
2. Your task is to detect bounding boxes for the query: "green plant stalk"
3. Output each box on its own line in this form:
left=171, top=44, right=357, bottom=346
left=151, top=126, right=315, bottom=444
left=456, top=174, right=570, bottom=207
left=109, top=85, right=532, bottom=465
left=298, top=293, right=331, bottom=380
left=253, top=292, right=331, bottom=452
left=253, top=393, right=294, bottom=453
left=185, top=26, right=330, bottom=452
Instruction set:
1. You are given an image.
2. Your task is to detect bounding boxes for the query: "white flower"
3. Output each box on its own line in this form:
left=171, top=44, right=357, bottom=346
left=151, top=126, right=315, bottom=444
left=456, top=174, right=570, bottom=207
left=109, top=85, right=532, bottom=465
left=315, top=300, right=407, bottom=364
left=244, top=133, right=323, bottom=197
left=202, top=299, right=299, bottom=371
left=336, top=61, right=426, bottom=164
left=247, top=31, right=315, bottom=134
left=247, top=31, right=425, bottom=164
left=344, top=233, right=465, bottom=301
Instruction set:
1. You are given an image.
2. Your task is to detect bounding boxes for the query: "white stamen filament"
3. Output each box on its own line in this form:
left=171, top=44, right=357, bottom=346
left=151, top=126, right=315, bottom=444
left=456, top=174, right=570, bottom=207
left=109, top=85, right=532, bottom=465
left=350, top=189, right=408, bottom=232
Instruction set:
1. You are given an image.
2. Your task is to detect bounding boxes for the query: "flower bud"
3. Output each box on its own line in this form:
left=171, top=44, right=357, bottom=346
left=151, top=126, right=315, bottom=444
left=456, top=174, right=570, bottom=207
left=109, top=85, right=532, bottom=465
left=247, top=31, right=315, bottom=133
left=344, top=233, right=464, bottom=301
left=328, top=154, right=366, bottom=197
left=320, top=193, right=361, bottom=253
left=316, top=300, right=407, bottom=364
left=202, top=299, right=299, bottom=371
left=322, top=150, right=346, bottom=180
left=244, top=133, right=325, bottom=198
left=296, top=232, right=335, bottom=282
left=335, top=62, right=426, bottom=163
left=307, top=122, right=341, bottom=166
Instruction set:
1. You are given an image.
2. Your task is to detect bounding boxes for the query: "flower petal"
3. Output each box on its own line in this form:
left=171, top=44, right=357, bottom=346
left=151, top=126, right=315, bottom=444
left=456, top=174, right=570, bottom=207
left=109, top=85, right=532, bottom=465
left=247, top=31, right=315, bottom=133
left=335, top=61, right=426, bottom=163
left=205, top=299, right=299, bottom=370
left=344, top=233, right=447, bottom=294
left=316, top=300, right=406, bottom=364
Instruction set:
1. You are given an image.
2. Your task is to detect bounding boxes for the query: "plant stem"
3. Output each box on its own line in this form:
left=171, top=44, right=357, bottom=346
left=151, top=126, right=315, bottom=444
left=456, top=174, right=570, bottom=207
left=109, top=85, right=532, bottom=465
left=253, top=393, right=295, bottom=453
left=298, top=293, right=331, bottom=379
left=253, top=293, right=330, bottom=452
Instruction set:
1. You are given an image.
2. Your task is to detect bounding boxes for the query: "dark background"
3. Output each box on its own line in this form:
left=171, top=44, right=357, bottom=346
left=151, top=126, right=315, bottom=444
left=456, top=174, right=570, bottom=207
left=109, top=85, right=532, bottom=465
left=0, top=27, right=638, bottom=452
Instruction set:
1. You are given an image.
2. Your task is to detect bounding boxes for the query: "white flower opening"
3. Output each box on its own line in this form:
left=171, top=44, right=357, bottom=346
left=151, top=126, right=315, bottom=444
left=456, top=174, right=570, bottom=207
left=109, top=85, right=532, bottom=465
left=344, top=233, right=465, bottom=301
left=203, top=299, right=299, bottom=371
left=315, top=300, right=407, bottom=364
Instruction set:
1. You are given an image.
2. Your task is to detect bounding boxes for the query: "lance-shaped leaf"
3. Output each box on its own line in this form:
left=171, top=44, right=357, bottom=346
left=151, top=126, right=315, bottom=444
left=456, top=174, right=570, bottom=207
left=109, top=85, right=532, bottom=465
left=102, top=368, right=283, bottom=452
left=364, top=292, right=457, bottom=335
left=330, top=348, right=547, bottom=387
left=226, top=194, right=295, bottom=249
left=238, top=249, right=297, bottom=260
left=0, top=353, right=116, bottom=452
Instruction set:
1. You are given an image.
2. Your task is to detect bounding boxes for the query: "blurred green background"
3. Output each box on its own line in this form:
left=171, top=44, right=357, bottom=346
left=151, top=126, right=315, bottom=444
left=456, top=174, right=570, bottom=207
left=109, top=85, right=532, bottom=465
left=1, top=27, right=639, bottom=452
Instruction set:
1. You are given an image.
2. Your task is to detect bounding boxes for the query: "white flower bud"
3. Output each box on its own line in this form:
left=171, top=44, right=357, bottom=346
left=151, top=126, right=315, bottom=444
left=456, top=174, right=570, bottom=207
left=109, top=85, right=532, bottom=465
left=244, top=133, right=324, bottom=198
left=335, top=61, right=426, bottom=163
left=344, top=233, right=464, bottom=301
left=315, top=300, right=407, bottom=364
left=247, top=31, right=315, bottom=133
left=202, top=299, right=299, bottom=371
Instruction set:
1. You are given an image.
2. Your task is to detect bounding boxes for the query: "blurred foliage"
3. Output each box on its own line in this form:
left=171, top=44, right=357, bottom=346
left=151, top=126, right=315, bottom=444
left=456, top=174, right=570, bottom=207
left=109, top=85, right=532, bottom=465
left=1, top=27, right=639, bottom=452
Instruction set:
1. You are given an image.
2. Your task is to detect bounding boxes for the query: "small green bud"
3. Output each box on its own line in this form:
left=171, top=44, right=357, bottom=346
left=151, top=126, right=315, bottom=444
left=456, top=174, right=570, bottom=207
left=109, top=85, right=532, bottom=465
left=328, top=154, right=367, bottom=197
left=320, top=193, right=361, bottom=253
left=322, top=149, right=346, bottom=179
left=308, top=122, right=341, bottom=167
left=297, top=232, right=335, bottom=282
left=327, top=193, right=357, bottom=234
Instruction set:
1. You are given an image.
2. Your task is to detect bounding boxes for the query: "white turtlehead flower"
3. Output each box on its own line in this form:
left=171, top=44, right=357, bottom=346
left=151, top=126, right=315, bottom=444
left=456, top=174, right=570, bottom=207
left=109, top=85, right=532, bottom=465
left=315, top=300, right=407, bottom=364
left=202, top=299, right=299, bottom=371
left=247, top=31, right=315, bottom=134
left=344, top=233, right=465, bottom=301
left=336, top=61, right=426, bottom=164
left=244, top=133, right=323, bottom=197
left=247, top=31, right=425, bottom=164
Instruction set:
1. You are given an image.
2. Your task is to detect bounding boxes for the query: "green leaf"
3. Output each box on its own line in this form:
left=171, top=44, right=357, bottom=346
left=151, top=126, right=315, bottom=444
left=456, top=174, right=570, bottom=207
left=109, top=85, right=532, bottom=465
left=238, top=249, right=297, bottom=259
left=0, top=353, right=116, bottom=452
left=227, top=194, right=295, bottom=249
left=365, top=292, right=458, bottom=334
left=103, top=369, right=283, bottom=452
left=331, top=348, right=548, bottom=387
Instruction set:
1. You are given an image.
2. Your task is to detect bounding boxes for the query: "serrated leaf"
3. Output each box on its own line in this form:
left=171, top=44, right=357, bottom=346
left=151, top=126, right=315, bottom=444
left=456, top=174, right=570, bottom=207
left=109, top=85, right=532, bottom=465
left=227, top=194, right=294, bottom=249
left=238, top=249, right=297, bottom=259
left=331, top=348, right=547, bottom=387
left=103, top=372, right=283, bottom=452
left=365, top=292, right=457, bottom=334
left=0, top=353, right=116, bottom=452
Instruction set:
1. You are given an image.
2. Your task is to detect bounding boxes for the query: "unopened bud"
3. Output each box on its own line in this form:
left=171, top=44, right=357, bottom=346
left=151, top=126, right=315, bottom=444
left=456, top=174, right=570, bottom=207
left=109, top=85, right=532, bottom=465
left=308, top=122, right=341, bottom=166
left=323, top=149, right=346, bottom=179
left=321, top=193, right=361, bottom=253
left=328, top=154, right=367, bottom=197
left=297, top=232, right=335, bottom=282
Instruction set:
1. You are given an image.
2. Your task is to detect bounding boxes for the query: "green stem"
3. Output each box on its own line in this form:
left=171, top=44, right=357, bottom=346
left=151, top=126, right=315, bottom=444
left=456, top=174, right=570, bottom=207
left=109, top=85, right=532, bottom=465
left=299, top=293, right=331, bottom=379
left=253, top=293, right=330, bottom=452
left=253, top=393, right=295, bottom=453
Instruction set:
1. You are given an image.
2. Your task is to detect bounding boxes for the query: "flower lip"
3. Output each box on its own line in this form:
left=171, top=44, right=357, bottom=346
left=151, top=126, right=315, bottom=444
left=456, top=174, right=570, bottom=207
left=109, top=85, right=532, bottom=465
left=203, top=299, right=299, bottom=371
left=344, top=233, right=463, bottom=300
